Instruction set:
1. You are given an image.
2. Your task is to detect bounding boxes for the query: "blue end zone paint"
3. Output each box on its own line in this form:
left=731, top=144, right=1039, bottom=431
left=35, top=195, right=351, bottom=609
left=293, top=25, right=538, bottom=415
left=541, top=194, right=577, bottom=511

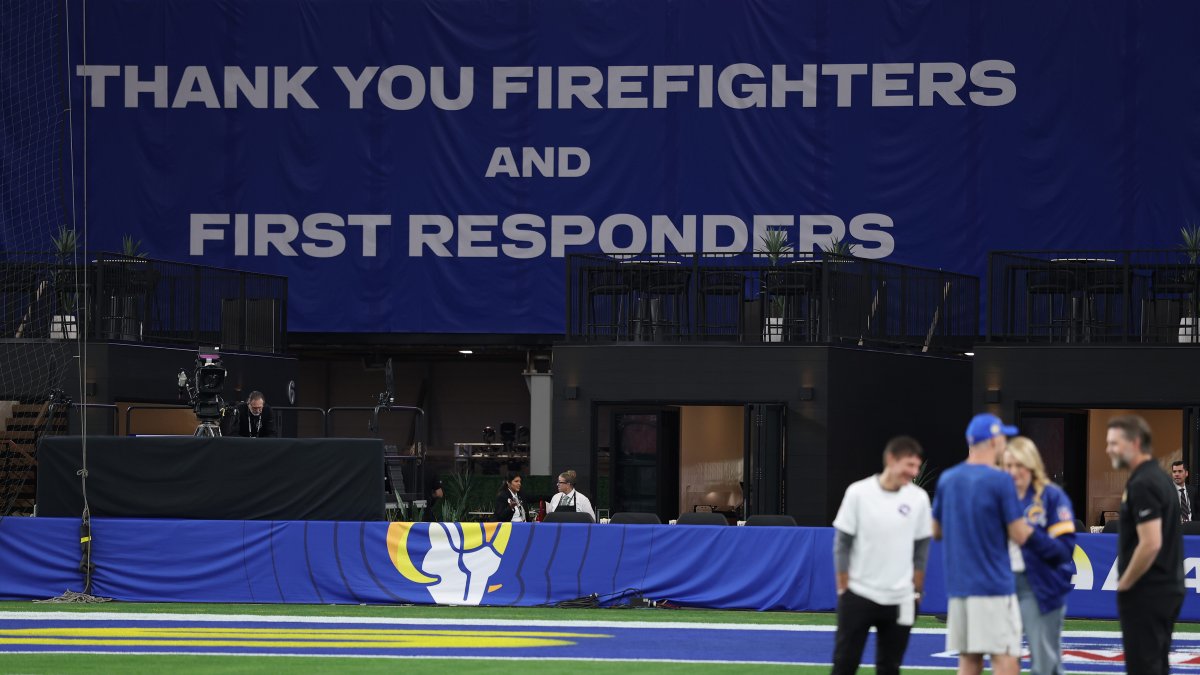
left=2, top=616, right=1200, bottom=671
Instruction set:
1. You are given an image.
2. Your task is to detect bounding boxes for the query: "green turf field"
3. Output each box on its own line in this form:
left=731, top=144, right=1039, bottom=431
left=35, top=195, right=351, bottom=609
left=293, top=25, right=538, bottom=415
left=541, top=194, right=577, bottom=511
left=0, top=601, right=1188, bottom=674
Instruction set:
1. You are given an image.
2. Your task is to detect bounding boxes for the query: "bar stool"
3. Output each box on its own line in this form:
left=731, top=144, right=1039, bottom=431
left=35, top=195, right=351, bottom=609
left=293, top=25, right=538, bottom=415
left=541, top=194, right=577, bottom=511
left=640, top=265, right=691, bottom=341
left=764, top=264, right=820, bottom=342
left=1024, top=268, right=1074, bottom=341
left=585, top=267, right=632, bottom=340
left=1080, top=265, right=1127, bottom=342
left=1144, top=267, right=1197, bottom=343
left=696, top=270, right=745, bottom=340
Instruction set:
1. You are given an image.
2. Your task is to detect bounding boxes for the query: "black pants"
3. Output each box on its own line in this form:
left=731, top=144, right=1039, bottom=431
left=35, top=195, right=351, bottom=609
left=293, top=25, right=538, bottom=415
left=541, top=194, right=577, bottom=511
left=831, top=589, right=913, bottom=675
left=1117, top=586, right=1183, bottom=675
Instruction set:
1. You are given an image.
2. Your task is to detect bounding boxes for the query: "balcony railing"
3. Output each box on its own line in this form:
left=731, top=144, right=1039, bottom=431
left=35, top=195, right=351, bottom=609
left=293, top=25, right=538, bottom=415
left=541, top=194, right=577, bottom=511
left=0, top=251, right=288, bottom=353
left=566, top=252, right=979, bottom=352
left=987, top=249, right=1200, bottom=344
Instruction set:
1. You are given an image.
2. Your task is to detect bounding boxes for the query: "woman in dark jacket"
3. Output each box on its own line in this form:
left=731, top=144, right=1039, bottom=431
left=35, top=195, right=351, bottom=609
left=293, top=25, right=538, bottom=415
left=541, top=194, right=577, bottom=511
left=492, top=473, right=530, bottom=523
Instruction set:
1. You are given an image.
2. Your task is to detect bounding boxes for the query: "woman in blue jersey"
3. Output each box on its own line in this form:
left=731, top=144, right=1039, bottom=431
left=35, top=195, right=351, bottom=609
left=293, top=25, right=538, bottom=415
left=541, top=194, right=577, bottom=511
left=1002, top=436, right=1077, bottom=675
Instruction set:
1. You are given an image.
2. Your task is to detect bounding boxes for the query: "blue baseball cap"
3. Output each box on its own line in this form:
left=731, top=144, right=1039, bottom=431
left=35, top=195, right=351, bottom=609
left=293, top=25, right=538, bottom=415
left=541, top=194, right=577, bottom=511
left=965, top=413, right=1018, bottom=446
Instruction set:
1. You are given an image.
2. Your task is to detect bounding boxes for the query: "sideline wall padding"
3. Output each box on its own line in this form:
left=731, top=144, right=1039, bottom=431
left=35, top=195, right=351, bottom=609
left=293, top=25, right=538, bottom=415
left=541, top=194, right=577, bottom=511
left=1, top=518, right=1192, bottom=619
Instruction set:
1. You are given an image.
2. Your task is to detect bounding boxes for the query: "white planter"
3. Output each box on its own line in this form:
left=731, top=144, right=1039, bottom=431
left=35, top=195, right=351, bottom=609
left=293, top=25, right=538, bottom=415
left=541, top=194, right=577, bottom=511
left=50, top=314, right=77, bottom=340
left=1181, top=317, right=1199, bottom=344
left=763, top=317, right=783, bottom=343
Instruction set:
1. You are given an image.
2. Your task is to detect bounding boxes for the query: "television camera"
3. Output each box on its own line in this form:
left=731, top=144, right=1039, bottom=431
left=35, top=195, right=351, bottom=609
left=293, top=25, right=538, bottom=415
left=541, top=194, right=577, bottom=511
left=177, top=347, right=229, bottom=437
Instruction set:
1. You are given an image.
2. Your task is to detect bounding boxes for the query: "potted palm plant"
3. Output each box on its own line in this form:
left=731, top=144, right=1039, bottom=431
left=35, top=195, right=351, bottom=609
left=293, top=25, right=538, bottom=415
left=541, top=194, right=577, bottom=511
left=822, top=235, right=860, bottom=259
left=49, top=226, right=79, bottom=339
left=757, top=230, right=793, bottom=342
left=122, top=234, right=147, bottom=258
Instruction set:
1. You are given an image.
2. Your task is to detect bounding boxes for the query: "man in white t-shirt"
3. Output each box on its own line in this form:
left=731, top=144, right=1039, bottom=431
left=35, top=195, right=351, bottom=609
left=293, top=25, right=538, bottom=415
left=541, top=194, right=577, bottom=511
left=831, top=435, right=933, bottom=675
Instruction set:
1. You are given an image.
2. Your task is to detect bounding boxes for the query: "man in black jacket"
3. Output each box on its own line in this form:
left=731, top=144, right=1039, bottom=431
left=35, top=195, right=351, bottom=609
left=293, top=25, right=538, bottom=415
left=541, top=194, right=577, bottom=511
left=1170, top=460, right=1194, bottom=523
left=224, top=391, right=277, bottom=438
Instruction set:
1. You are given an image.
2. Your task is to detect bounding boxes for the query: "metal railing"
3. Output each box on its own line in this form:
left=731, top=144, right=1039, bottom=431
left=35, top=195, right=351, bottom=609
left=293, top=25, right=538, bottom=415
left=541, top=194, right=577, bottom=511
left=66, top=403, right=120, bottom=435
left=987, top=250, right=1200, bottom=344
left=0, top=251, right=287, bottom=353
left=566, top=252, right=979, bottom=352
left=125, top=404, right=193, bottom=433
left=118, top=404, right=424, bottom=443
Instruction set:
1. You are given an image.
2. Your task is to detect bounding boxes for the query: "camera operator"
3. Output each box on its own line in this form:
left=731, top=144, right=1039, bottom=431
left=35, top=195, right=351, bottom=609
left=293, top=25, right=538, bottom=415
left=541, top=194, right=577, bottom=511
left=223, top=391, right=277, bottom=438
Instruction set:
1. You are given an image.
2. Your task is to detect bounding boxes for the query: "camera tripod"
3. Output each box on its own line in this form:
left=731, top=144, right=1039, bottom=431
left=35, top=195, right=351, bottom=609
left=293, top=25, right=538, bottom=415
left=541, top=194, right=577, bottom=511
left=194, top=420, right=223, bottom=437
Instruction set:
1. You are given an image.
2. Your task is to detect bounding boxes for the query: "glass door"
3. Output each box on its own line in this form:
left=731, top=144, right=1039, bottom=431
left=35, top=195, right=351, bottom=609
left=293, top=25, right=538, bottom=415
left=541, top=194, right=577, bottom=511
left=743, top=403, right=786, bottom=517
left=1016, top=407, right=1091, bottom=527
left=609, top=408, right=680, bottom=523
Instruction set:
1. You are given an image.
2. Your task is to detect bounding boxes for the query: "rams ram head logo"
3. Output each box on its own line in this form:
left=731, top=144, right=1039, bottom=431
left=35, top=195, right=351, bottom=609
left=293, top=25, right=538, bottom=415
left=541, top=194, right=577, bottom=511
left=386, top=522, right=511, bottom=604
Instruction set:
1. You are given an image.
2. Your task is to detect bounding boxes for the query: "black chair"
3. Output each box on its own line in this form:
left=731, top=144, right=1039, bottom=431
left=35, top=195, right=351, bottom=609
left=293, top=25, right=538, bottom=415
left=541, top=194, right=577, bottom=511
left=1183, top=521, right=1200, bottom=536
left=609, top=512, right=661, bottom=525
left=676, top=511, right=728, bottom=526
left=1073, top=518, right=1086, bottom=534
left=1101, top=520, right=1119, bottom=534
left=745, top=514, right=797, bottom=527
left=543, top=511, right=594, bottom=524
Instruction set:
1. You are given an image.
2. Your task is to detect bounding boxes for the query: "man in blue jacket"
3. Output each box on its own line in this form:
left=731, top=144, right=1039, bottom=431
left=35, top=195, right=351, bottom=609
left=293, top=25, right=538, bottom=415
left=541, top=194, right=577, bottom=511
left=933, top=414, right=1032, bottom=675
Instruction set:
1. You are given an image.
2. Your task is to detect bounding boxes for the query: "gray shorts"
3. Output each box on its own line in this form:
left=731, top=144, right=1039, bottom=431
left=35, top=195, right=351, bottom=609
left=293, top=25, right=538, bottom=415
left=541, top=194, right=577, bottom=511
left=946, top=595, right=1023, bottom=656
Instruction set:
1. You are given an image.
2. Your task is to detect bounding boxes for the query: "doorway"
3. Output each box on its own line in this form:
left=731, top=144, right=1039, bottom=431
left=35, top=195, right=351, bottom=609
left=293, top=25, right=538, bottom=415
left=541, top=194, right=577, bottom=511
left=594, top=402, right=785, bottom=523
left=1017, top=406, right=1190, bottom=527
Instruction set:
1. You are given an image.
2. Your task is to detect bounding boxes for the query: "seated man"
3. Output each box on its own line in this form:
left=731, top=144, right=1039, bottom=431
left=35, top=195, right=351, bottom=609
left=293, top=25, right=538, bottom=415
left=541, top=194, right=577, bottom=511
left=224, top=391, right=277, bottom=438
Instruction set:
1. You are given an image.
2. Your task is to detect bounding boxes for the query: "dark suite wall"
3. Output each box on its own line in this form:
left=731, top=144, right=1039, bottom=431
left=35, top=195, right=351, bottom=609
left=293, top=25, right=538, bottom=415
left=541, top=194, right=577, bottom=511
left=9, top=342, right=297, bottom=409
left=552, top=344, right=831, bottom=524
left=973, top=346, right=1200, bottom=416
left=825, top=349, right=972, bottom=522
left=295, top=357, right=531, bottom=474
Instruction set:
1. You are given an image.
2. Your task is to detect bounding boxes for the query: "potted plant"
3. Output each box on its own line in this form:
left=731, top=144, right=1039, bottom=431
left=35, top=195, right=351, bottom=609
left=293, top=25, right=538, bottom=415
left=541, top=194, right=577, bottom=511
left=49, top=225, right=79, bottom=339
left=121, top=234, right=148, bottom=258
left=1178, top=223, right=1200, bottom=343
left=757, top=230, right=793, bottom=342
left=821, top=235, right=860, bottom=259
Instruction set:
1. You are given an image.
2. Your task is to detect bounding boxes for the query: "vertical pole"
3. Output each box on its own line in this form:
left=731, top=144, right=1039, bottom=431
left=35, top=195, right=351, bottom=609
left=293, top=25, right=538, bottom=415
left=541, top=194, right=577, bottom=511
left=524, top=372, right=553, bottom=476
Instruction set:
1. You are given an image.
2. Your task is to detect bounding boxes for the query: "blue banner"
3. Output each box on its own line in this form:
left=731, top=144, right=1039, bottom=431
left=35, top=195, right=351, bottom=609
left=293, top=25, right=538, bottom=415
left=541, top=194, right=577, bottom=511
left=51, top=0, right=1200, bottom=333
left=2, top=517, right=1199, bottom=619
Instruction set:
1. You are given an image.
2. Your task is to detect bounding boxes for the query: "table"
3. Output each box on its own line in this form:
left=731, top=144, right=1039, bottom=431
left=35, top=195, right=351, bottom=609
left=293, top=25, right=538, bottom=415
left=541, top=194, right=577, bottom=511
left=1010, top=258, right=1128, bottom=342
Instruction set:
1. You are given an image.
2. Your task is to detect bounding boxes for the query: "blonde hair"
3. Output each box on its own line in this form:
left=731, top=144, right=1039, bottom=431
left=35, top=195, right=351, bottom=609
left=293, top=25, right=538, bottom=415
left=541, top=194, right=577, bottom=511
left=1004, top=436, right=1051, bottom=500
left=559, top=470, right=578, bottom=485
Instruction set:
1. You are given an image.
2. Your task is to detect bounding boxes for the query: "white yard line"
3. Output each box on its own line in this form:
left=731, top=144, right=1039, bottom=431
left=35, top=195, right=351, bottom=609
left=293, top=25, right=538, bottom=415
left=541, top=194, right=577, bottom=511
left=0, top=610, right=1180, bottom=638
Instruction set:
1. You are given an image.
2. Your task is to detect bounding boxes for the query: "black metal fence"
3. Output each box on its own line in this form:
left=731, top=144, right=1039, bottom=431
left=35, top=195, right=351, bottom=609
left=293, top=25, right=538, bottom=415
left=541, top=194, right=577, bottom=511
left=566, top=252, right=979, bottom=352
left=0, top=251, right=287, bottom=353
left=987, top=250, right=1200, bottom=344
